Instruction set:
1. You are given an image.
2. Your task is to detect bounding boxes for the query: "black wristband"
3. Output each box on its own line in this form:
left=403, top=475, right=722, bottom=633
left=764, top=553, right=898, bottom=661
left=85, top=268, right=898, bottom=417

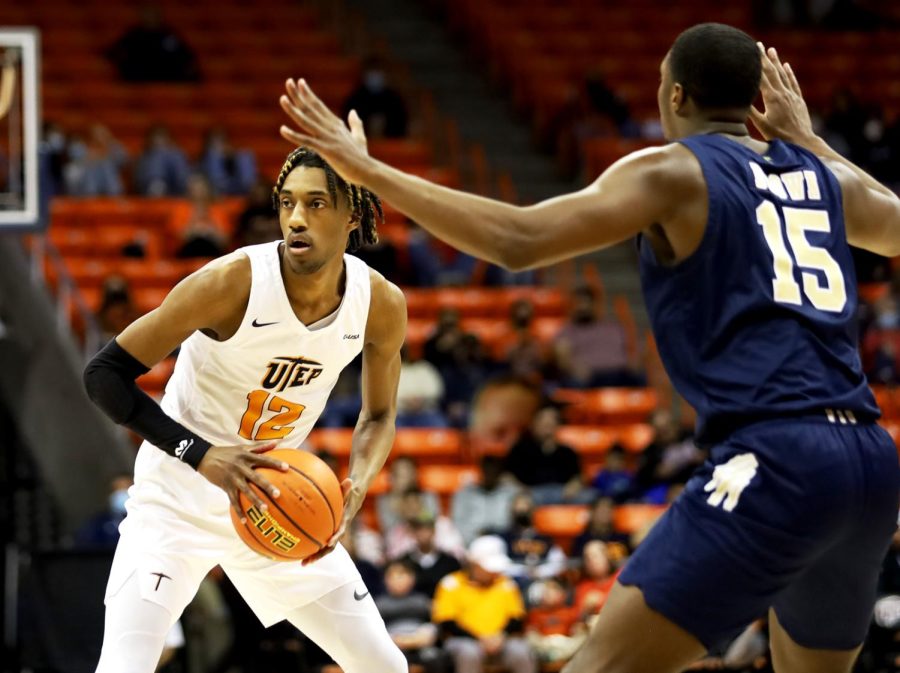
left=84, top=339, right=213, bottom=470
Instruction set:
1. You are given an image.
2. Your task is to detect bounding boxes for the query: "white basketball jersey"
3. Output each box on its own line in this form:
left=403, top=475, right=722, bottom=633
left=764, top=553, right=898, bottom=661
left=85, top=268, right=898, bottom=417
left=132, top=242, right=370, bottom=511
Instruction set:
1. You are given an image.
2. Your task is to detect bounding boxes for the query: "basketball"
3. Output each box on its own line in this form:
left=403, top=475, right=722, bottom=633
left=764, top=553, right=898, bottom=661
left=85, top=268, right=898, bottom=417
left=230, top=449, right=344, bottom=562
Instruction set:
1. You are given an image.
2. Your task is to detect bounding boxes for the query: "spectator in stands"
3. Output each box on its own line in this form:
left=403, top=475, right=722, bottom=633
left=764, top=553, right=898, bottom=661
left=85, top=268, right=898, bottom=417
left=64, top=124, right=127, bottom=197
left=573, top=541, right=619, bottom=621
left=385, top=489, right=465, bottom=560
left=503, top=404, right=590, bottom=505
left=408, top=226, right=477, bottom=287
left=377, top=559, right=451, bottom=673
left=377, top=456, right=440, bottom=532
left=198, top=127, right=257, bottom=196
left=570, top=497, right=631, bottom=561
left=96, top=276, right=141, bottom=343
left=526, top=578, right=585, bottom=664
left=503, top=492, right=567, bottom=589
left=396, top=345, right=448, bottom=427
left=870, top=520, right=900, bottom=670
left=356, top=235, right=404, bottom=285
left=870, top=340, right=900, bottom=385
left=589, top=444, right=635, bottom=502
left=106, top=6, right=200, bottom=82
left=39, top=121, right=67, bottom=197
left=468, top=376, right=542, bottom=450
left=424, top=308, right=466, bottom=371
left=398, top=512, right=462, bottom=597
left=553, top=286, right=640, bottom=387
left=345, top=516, right=386, bottom=569
left=433, top=535, right=537, bottom=673
left=342, top=56, right=408, bottom=139
left=172, top=174, right=230, bottom=258
left=134, top=125, right=191, bottom=196
left=502, top=299, right=546, bottom=384
left=442, top=333, right=491, bottom=427
left=824, top=88, right=869, bottom=161
left=73, top=474, right=133, bottom=548
left=634, top=409, right=704, bottom=502
left=452, top=455, right=519, bottom=545
left=233, top=178, right=281, bottom=248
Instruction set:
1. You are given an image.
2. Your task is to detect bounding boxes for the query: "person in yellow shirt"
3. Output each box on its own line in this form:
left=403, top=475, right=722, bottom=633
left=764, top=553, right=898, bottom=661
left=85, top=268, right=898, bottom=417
left=432, top=536, right=537, bottom=673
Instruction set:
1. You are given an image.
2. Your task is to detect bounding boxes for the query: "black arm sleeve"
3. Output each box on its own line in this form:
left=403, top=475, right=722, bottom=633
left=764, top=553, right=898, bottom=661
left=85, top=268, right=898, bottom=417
left=83, top=339, right=212, bottom=469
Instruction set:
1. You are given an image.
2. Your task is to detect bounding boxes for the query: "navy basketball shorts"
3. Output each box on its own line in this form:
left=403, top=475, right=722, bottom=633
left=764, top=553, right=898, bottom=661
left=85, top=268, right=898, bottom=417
left=619, top=416, right=900, bottom=650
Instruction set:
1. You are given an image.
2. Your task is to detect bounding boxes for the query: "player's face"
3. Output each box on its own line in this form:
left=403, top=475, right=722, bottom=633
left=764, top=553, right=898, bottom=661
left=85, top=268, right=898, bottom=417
left=276, top=166, right=358, bottom=274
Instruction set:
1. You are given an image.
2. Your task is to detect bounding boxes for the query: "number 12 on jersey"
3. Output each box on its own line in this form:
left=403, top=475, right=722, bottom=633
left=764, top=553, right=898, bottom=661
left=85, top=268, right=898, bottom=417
left=238, top=390, right=306, bottom=440
left=756, top=200, right=847, bottom=313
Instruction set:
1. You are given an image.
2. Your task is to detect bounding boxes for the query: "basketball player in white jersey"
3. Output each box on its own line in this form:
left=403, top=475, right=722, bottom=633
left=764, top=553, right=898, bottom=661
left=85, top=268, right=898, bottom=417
left=83, top=147, right=409, bottom=673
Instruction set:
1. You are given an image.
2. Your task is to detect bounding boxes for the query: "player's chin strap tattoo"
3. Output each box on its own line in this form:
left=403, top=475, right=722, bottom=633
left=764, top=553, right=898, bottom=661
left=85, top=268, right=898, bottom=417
left=84, top=339, right=212, bottom=469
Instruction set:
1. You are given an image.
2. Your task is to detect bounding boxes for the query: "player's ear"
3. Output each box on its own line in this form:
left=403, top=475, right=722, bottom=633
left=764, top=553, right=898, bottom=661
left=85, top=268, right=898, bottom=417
left=671, top=82, right=687, bottom=116
left=346, top=208, right=361, bottom=233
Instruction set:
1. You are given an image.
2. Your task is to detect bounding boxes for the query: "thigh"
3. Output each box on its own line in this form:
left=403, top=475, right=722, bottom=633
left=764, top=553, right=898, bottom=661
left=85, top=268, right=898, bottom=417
left=560, top=582, right=705, bottom=673
left=105, top=514, right=217, bottom=623
left=618, top=420, right=871, bottom=650
left=285, top=582, right=405, bottom=673
left=769, top=609, right=861, bottom=673
left=772, top=424, right=900, bottom=650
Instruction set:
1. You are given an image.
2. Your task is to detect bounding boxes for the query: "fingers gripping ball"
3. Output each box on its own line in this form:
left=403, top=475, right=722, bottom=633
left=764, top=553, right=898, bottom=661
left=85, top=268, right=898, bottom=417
left=230, top=449, right=344, bottom=561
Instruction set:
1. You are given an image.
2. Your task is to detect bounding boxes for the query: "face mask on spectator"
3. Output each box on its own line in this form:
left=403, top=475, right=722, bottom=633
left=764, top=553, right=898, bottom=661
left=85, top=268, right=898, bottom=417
left=109, top=489, right=129, bottom=515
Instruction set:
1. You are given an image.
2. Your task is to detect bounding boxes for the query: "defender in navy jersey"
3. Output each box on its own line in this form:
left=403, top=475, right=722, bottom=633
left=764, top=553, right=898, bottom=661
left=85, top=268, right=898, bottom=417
left=282, top=22, right=900, bottom=673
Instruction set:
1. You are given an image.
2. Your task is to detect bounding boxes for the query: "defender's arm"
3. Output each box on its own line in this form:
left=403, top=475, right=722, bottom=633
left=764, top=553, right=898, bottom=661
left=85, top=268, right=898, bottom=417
left=280, top=79, right=680, bottom=271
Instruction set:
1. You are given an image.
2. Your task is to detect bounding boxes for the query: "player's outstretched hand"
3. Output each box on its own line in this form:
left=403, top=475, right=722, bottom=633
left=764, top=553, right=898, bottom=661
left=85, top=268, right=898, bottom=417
left=197, top=442, right=289, bottom=523
left=279, top=78, right=374, bottom=187
left=749, top=43, right=815, bottom=145
left=302, top=477, right=362, bottom=566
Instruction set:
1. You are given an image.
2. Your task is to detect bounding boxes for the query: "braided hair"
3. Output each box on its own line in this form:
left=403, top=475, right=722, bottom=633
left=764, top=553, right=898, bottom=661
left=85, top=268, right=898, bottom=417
left=272, top=147, right=383, bottom=252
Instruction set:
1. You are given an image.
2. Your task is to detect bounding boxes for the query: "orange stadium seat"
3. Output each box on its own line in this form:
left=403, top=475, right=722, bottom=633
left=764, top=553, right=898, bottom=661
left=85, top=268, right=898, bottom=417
left=554, top=388, right=658, bottom=424
left=392, top=429, right=463, bottom=462
left=614, top=423, right=654, bottom=453
left=533, top=504, right=590, bottom=551
left=307, top=428, right=354, bottom=457
left=418, top=464, right=479, bottom=495
left=556, top=425, right=616, bottom=457
left=613, top=504, right=666, bottom=535
left=137, top=357, right=176, bottom=395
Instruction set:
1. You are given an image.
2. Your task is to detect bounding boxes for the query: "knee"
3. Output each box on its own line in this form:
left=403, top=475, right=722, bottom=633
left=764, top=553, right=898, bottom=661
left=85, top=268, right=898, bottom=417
left=356, top=641, right=407, bottom=673
left=503, top=638, right=537, bottom=672
left=453, top=639, right=485, bottom=666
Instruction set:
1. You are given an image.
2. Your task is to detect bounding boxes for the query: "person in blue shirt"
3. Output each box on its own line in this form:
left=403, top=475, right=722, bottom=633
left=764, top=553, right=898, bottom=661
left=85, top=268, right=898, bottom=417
left=282, top=22, right=900, bottom=673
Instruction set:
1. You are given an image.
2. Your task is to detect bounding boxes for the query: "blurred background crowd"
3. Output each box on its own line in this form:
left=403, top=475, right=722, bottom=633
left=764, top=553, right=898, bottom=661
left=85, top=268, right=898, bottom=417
left=3, top=0, right=900, bottom=672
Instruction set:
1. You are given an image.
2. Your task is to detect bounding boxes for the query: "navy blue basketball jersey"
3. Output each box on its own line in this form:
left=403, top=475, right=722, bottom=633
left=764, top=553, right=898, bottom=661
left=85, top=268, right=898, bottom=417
left=638, top=134, right=879, bottom=443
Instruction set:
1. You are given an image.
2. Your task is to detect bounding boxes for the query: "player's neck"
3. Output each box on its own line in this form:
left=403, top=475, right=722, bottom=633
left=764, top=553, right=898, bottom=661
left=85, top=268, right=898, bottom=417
left=687, top=120, right=749, bottom=138
left=280, top=253, right=346, bottom=315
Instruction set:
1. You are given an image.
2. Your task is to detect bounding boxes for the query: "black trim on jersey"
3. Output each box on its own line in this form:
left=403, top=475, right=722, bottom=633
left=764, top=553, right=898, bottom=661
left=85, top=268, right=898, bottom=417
left=83, top=339, right=212, bottom=470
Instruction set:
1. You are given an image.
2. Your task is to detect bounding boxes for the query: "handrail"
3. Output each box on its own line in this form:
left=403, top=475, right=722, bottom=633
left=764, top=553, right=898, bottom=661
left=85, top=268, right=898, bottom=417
left=26, top=234, right=103, bottom=361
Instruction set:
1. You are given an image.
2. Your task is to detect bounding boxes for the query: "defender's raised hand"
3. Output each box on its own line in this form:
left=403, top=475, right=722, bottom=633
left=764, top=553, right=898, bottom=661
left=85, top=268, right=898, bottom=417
left=749, top=43, right=815, bottom=145
left=279, top=78, right=374, bottom=186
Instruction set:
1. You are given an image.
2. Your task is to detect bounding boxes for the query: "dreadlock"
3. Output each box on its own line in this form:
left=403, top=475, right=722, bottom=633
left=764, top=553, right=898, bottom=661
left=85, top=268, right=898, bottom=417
left=272, top=146, right=383, bottom=252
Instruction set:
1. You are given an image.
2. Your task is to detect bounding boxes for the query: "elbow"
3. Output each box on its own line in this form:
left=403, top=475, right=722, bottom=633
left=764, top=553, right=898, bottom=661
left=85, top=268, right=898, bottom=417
left=494, top=227, right=540, bottom=272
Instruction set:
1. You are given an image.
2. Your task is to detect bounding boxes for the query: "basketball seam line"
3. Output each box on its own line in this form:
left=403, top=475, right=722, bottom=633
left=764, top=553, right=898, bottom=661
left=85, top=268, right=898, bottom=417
left=287, top=466, right=337, bottom=530
left=247, top=482, right=324, bottom=549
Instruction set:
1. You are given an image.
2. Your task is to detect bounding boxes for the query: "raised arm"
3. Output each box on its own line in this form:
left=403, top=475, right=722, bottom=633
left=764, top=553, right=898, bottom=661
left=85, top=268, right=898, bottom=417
left=750, top=44, right=900, bottom=257
left=83, top=253, right=286, bottom=517
left=303, top=271, right=407, bottom=565
left=279, top=79, right=680, bottom=271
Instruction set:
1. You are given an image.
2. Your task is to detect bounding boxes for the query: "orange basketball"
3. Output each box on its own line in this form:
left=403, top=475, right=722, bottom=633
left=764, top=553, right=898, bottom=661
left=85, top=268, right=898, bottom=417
left=230, top=448, right=344, bottom=562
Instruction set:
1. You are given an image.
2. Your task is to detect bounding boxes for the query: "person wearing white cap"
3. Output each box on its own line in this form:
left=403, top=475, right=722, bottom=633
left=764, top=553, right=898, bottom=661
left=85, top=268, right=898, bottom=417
left=432, top=536, right=537, bottom=673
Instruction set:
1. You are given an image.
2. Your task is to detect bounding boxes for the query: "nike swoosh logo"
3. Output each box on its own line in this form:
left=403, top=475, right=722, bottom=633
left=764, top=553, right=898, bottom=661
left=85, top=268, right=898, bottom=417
left=252, top=319, right=279, bottom=327
left=353, top=589, right=369, bottom=601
